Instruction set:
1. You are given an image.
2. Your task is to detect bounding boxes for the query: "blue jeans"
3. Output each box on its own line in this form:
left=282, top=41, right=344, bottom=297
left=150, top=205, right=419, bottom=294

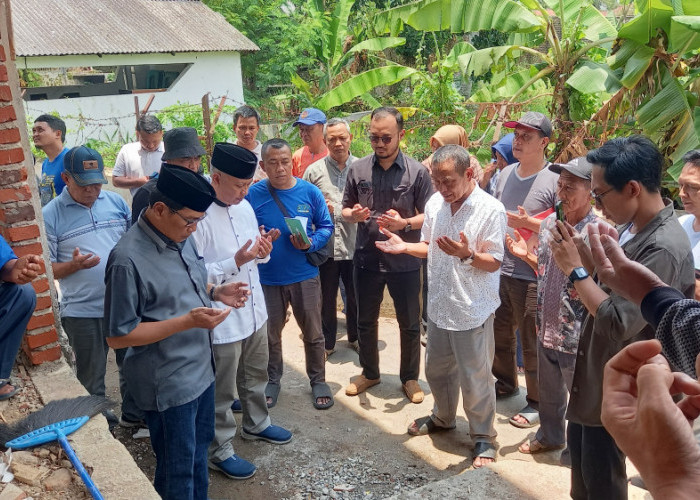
left=0, top=283, right=35, bottom=379
left=144, top=382, right=215, bottom=500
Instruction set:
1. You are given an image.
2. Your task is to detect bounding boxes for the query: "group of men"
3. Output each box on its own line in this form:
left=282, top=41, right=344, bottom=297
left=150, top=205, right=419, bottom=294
left=3, top=103, right=698, bottom=500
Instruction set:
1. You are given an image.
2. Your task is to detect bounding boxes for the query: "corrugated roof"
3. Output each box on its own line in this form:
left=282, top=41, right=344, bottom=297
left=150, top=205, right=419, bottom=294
left=12, top=0, right=258, bottom=57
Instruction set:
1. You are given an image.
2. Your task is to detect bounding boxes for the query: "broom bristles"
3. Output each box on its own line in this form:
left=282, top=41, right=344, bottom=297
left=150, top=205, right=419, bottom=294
left=0, top=396, right=114, bottom=446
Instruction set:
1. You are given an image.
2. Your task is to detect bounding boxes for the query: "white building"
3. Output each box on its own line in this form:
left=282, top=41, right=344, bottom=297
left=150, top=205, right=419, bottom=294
left=13, top=0, right=258, bottom=144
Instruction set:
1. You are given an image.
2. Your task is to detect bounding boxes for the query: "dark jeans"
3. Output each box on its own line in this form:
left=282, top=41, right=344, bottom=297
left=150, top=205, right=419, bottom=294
left=144, top=382, right=215, bottom=500
left=319, top=258, right=357, bottom=349
left=61, top=317, right=108, bottom=397
left=263, top=276, right=325, bottom=386
left=354, top=267, right=421, bottom=383
left=568, top=422, right=627, bottom=500
left=0, top=282, right=35, bottom=379
left=115, top=348, right=145, bottom=422
left=492, top=275, right=539, bottom=408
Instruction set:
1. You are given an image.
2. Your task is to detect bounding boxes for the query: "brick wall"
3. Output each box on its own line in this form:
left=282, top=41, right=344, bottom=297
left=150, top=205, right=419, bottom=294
left=0, top=0, right=61, bottom=364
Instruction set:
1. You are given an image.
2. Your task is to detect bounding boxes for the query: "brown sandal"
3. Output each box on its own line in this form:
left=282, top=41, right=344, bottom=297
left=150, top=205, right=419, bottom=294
left=518, top=438, right=565, bottom=454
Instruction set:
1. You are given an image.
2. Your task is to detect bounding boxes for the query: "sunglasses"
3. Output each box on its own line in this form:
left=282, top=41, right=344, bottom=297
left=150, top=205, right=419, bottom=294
left=368, top=135, right=394, bottom=145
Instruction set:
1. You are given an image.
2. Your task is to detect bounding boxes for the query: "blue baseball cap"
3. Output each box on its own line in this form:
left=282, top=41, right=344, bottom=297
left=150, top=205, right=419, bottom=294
left=293, top=108, right=326, bottom=127
left=64, top=146, right=107, bottom=186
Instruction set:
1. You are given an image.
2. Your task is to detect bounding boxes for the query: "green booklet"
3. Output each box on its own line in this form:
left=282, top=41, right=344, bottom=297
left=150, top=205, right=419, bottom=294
left=284, top=217, right=311, bottom=246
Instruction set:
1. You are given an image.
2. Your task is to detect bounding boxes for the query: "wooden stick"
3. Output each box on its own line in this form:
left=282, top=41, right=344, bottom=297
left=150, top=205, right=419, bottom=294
left=209, top=95, right=227, bottom=137
left=201, top=93, right=213, bottom=161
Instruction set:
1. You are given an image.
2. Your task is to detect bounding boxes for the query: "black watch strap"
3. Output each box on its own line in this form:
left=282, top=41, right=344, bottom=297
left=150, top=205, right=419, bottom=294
left=568, top=267, right=589, bottom=283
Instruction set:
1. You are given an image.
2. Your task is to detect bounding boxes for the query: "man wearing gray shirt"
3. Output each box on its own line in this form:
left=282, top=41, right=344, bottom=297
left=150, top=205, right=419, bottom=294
left=304, top=118, right=358, bottom=356
left=491, top=112, right=559, bottom=429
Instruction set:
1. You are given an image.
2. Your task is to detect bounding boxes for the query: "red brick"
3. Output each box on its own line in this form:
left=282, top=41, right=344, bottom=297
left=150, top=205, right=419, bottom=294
left=31, top=278, right=49, bottom=294
left=0, top=105, right=16, bottom=123
left=26, top=312, right=54, bottom=330
left=25, top=328, right=58, bottom=349
left=0, top=128, right=20, bottom=144
left=0, top=165, right=27, bottom=185
left=0, top=147, right=24, bottom=165
left=12, top=242, right=43, bottom=257
left=35, top=295, right=52, bottom=311
left=25, top=345, right=61, bottom=365
left=5, top=224, right=40, bottom=242
left=0, top=85, right=11, bottom=102
left=0, top=65, right=7, bottom=83
left=0, top=202, right=34, bottom=223
left=0, top=46, right=5, bottom=62
left=0, top=185, right=30, bottom=202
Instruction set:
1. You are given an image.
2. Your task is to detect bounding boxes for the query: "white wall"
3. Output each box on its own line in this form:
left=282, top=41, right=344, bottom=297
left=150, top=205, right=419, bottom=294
left=20, top=51, right=245, bottom=146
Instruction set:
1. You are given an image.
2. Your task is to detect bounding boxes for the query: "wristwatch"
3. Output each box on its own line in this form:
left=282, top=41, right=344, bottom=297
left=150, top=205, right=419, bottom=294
left=403, top=220, right=412, bottom=232
left=568, top=267, right=589, bottom=283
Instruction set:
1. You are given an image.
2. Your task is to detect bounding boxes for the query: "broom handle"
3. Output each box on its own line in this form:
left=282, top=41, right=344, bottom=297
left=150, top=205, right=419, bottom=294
left=56, top=429, right=105, bottom=500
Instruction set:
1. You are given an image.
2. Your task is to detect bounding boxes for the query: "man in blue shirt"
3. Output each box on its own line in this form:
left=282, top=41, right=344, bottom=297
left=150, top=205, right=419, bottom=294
left=43, top=146, right=130, bottom=406
left=0, top=236, right=41, bottom=400
left=33, top=114, right=68, bottom=206
left=246, top=138, right=335, bottom=409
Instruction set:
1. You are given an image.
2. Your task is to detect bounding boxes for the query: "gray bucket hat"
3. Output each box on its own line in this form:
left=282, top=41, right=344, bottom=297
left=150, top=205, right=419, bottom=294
left=161, top=127, right=206, bottom=161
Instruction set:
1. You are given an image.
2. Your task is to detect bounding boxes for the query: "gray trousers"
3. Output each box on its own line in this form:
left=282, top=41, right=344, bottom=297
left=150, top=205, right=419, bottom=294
left=61, top=317, right=108, bottom=397
left=209, top=323, right=271, bottom=462
left=263, top=276, right=325, bottom=386
left=425, top=316, right=497, bottom=444
left=535, top=343, right=576, bottom=447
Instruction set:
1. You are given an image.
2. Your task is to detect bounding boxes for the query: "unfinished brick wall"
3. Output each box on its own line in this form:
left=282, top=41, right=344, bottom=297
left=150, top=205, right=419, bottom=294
left=0, top=0, right=61, bottom=364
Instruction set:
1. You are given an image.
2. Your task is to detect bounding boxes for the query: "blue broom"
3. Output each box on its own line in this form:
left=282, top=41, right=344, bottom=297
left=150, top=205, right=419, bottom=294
left=1, top=396, right=113, bottom=500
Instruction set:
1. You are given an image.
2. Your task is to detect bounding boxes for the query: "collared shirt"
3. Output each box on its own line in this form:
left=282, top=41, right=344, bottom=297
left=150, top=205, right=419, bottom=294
left=567, top=200, right=695, bottom=426
left=422, top=188, right=505, bottom=331
left=536, top=211, right=599, bottom=353
left=104, top=216, right=215, bottom=412
left=43, top=188, right=130, bottom=317
left=303, top=154, right=357, bottom=260
left=39, top=147, right=69, bottom=206
left=343, top=151, right=433, bottom=273
left=292, top=145, right=328, bottom=178
left=192, top=200, right=269, bottom=344
left=112, top=141, right=165, bottom=195
left=236, top=140, right=266, bottom=181
left=678, top=214, right=700, bottom=269
left=493, top=162, right=559, bottom=281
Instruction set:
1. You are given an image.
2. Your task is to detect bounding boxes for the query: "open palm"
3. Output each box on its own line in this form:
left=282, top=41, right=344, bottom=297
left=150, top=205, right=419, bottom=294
left=375, top=228, right=406, bottom=255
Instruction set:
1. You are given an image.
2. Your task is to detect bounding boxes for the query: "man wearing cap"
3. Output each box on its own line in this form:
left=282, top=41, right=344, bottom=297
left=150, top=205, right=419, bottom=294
left=112, top=115, right=165, bottom=196
left=292, top=108, right=328, bottom=178
left=246, top=138, right=334, bottom=410
left=131, top=126, right=207, bottom=223
left=505, top=157, right=598, bottom=463
left=342, top=107, right=434, bottom=403
left=33, top=114, right=69, bottom=206
left=491, top=111, right=559, bottom=429
left=104, top=164, right=250, bottom=500
left=303, top=118, right=359, bottom=357
left=42, top=146, right=130, bottom=401
left=233, top=105, right=267, bottom=182
left=549, top=136, right=694, bottom=499
left=192, top=143, right=292, bottom=480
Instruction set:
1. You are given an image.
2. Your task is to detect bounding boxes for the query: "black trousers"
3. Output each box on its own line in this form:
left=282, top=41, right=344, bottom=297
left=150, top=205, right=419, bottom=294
left=354, top=267, right=421, bottom=383
left=568, top=422, right=627, bottom=500
left=319, top=258, right=357, bottom=350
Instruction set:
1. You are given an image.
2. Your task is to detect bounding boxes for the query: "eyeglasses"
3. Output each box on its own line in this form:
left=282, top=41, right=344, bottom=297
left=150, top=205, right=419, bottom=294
left=679, top=183, right=700, bottom=196
left=368, top=135, right=393, bottom=145
left=169, top=207, right=207, bottom=227
left=591, top=187, right=615, bottom=206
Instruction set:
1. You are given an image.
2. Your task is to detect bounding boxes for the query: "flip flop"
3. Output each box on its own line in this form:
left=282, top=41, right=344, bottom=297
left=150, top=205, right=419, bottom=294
left=0, top=379, right=20, bottom=401
left=407, top=415, right=454, bottom=436
left=473, top=441, right=497, bottom=468
left=509, top=405, right=540, bottom=428
left=518, top=438, right=565, bottom=454
left=311, top=382, right=334, bottom=410
left=265, top=382, right=281, bottom=409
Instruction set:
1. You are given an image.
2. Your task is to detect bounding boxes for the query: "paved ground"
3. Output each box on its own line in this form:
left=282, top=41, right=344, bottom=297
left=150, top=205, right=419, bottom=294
left=105, top=311, right=650, bottom=500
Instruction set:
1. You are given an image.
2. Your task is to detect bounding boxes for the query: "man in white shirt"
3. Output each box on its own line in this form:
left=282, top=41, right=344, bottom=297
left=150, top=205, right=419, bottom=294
left=112, top=115, right=164, bottom=196
left=677, top=149, right=700, bottom=300
left=233, top=105, right=265, bottom=182
left=192, top=143, right=291, bottom=481
left=375, top=145, right=506, bottom=468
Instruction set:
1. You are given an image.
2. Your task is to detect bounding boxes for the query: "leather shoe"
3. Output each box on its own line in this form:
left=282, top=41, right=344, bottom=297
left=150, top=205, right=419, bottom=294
left=403, top=380, right=424, bottom=403
left=346, top=374, right=380, bottom=396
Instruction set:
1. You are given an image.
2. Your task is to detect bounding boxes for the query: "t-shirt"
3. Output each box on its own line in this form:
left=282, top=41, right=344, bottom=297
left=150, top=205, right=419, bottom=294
left=292, top=145, right=328, bottom=178
left=679, top=214, right=700, bottom=269
left=0, top=235, right=17, bottom=271
left=246, top=178, right=333, bottom=286
left=112, top=141, right=164, bottom=196
left=39, top=148, right=68, bottom=206
left=493, top=162, right=558, bottom=281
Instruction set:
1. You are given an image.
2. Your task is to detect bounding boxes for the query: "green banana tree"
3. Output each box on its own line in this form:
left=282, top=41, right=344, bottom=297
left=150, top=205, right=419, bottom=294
left=565, top=0, right=700, bottom=177
left=291, top=0, right=417, bottom=111
left=375, top=0, right=618, bottom=155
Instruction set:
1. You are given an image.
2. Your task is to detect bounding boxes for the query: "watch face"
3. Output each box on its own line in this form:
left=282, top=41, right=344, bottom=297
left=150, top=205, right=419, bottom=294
left=570, top=267, right=588, bottom=281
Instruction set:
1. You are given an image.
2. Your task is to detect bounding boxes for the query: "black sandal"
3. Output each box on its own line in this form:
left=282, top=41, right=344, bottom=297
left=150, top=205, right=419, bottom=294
left=407, top=416, right=454, bottom=436
left=0, top=379, right=20, bottom=401
left=265, top=382, right=280, bottom=409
